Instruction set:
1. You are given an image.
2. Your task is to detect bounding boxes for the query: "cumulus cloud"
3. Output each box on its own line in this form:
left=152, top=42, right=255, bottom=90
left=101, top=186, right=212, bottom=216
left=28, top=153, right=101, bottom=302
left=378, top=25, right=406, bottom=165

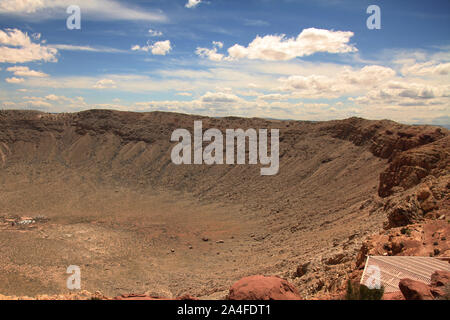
left=14, top=94, right=89, bottom=111
left=0, top=28, right=58, bottom=63
left=200, top=91, right=242, bottom=104
left=132, top=40, right=172, bottom=55
left=401, top=61, right=450, bottom=76
left=151, top=40, right=172, bottom=55
left=279, top=65, right=396, bottom=98
left=0, top=0, right=166, bottom=21
left=0, top=0, right=44, bottom=14
left=93, top=79, right=117, bottom=89
left=350, top=81, right=449, bottom=107
left=185, top=0, right=202, bottom=9
left=225, top=28, right=357, bottom=61
left=44, top=94, right=71, bottom=101
left=5, top=77, right=25, bottom=84
left=7, top=66, right=48, bottom=77
left=196, top=41, right=225, bottom=62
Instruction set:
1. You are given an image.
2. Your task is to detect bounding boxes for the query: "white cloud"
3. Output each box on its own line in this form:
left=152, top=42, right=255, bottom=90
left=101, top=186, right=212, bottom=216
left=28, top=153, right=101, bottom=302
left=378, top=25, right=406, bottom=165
left=14, top=94, right=88, bottom=111
left=350, top=81, right=449, bottom=106
left=93, top=79, right=116, bottom=89
left=225, top=28, right=357, bottom=61
left=401, top=61, right=450, bottom=76
left=200, top=91, right=242, bottom=104
left=176, top=92, right=192, bottom=96
left=0, top=0, right=166, bottom=21
left=25, top=100, right=53, bottom=108
left=279, top=65, right=397, bottom=98
left=0, top=0, right=44, bottom=14
left=185, top=0, right=202, bottom=9
left=257, top=93, right=290, bottom=101
left=212, top=41, right=223, bottom=49
left=149, top=29, right=163, bottom=37
left=5, top=77, right=25, bottom=84
left=132, top=40, right=172, bottom=55
left=151, top=40, right=172, bottom=55
left=7, top=45, right=448, bottom=125
left=49, top=44, right=125, bottom=53
left=44, top=94, right=71, bottom=101
left=196, top=41, right=226, bottom=61
left=196, top=47, right=224, bottom=62
left=7, top=66, right=48, bottom=77
left=0, top=28, right=57, bottom=63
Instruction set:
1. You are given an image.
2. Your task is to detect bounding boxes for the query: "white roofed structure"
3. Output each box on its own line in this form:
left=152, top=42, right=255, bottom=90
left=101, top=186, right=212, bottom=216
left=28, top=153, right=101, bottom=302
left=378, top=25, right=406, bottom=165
left=360, top=256, right=450, bottom=293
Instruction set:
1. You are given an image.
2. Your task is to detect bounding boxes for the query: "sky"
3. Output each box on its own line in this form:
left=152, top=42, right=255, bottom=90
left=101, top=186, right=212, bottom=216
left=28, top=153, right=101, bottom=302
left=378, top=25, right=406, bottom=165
left=0, top=0, right=449, bottom=126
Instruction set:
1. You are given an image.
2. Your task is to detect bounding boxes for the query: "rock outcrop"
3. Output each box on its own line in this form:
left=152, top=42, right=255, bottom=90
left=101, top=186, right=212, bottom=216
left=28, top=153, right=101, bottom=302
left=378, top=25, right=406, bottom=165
left=355, top=220, right=450, bottom=268
left=227, top=275, right=302, bottom=300
left=399, top=278, right=434, bottom=300
left=379, top=136, right=449, bottom=198
left=398, top=270, right=450, bottom=300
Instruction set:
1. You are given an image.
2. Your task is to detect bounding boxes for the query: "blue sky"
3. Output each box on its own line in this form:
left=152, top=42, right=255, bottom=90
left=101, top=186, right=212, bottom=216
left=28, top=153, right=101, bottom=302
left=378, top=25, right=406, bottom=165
left=0, top=0, right=449, bottom=125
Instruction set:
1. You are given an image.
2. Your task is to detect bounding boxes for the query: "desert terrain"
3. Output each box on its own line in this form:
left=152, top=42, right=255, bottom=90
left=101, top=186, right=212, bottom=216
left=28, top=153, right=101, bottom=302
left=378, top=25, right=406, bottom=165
left=0, top=109, right=448, bottom=299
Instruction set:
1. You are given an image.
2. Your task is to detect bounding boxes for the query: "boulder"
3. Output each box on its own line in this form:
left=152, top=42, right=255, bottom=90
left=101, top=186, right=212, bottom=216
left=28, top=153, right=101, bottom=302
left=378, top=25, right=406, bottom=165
left=295, top=262, right=310, bottom=277
left=431, top=270, right=450, bottom=287
left=324, top=252, right=348, bottom=265
left=228, top=275, right=302, bottom=300
left=399, top=278, right=434, bottom=300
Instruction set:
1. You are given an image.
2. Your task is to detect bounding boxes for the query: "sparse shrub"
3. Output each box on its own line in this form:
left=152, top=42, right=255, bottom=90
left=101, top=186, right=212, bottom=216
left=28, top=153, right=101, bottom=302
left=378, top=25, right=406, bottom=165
left=346, top=280, right=359, bottom=300
left=345, top=280, right=384, bottom=300
left=400, top=227, right=411, bottom=236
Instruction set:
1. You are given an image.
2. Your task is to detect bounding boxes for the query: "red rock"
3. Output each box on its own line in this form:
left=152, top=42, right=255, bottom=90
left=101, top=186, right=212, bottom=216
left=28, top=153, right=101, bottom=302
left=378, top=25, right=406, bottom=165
left=399, top=278, right=434, bottom=300
left=431, top=270, right=450, bottom=287
left=430, top=287, right=446, bottom=299
left=383, top=291, right=405, bottom=300
left=295, top=262, right=310, bottom=277
left=228, top=275, right=302, bottom=300
left=378, top=136, right=449, bottom=198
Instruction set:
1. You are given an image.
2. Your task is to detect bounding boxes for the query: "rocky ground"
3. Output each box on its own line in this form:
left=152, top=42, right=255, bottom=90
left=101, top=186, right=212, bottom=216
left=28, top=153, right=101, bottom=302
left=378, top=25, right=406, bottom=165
left=0, top=110, right=448, bottom=299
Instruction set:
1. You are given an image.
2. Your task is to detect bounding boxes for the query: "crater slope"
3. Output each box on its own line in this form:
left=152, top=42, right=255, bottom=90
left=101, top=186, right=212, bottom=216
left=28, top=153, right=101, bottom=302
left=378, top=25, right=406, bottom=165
left=0, top=110, right=447, bottom=298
